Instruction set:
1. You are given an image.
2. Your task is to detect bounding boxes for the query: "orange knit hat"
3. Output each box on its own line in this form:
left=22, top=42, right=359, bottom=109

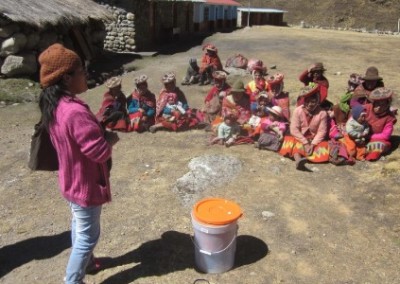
left=38, top=43, right=82, bottom=88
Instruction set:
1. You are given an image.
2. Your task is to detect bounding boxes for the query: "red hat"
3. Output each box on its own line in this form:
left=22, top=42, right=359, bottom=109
left=203, top=44, right=218, bottom=53
left=38, top=43, right=82, bottom=88
left=266, top=73, right=284, bottom=85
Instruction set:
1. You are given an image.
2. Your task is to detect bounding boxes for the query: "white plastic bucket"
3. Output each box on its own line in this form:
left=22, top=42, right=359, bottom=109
left=191, top=214, right=238, bottom=273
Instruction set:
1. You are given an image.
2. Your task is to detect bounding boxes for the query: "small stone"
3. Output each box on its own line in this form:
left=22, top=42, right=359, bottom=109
left=311, top=167, right=319, bottom=172
left=262, top=211, right=275, bottom=218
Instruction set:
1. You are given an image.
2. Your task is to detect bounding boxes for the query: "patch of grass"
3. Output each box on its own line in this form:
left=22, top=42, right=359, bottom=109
left=0, top=78, right=41, bottom=104
left=391, top=237, right=400, bottom=248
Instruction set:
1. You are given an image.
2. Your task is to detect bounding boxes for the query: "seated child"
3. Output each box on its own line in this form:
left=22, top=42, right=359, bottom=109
left=162, top=93, right=187, bottom=122
left=344, top=105, right=370, bottom=161
left=255, top=106, right=287, bottom=151
left=211, top=112, right=241, bottom=147
left=247, top=93, right=270, bottom=135
left=245, top=66, right=268, bottom=110
left=181, top=58, right=200, bottom=85
left=324, top=103, right=344, bottom=141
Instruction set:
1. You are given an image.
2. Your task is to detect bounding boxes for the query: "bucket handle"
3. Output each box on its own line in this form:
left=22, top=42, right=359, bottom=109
left=191, top=228, right=237, bottom=255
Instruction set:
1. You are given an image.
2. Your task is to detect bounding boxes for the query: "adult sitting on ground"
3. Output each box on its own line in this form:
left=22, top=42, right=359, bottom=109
left=220, top=80, right=254, bottom=144
left=364, top=87, right=397, bottom=161
left=221, top=80, right=252, bottom=128
left=351, top=66, right=384, bottom=108
left=198, top=44, right=223, bottom=86
left=181, top=58, right=200, bottom=86
left=96, top=77, right=129, bottom=131
left=279, top=85, right=329, bottom=171
left=298, top=62, right=329, bottom=105
left=266, top=73, right=290, bottom=122
left=127, top=75, right=156, bottom=132
left=202, top=71, right=231, bottom=127
left=150, top=72, right=199, bottom=133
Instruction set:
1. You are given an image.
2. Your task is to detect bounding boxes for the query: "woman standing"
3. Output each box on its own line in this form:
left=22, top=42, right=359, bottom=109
left=38, top=43, right=119, bottom=284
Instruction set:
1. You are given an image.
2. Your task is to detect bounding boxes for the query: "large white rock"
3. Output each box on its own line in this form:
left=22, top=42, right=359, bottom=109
left=0, top=33, right=27, bottom=56
left=173, top=155, right=243, bottom=207
left=1, top=53, right=37, bottom=77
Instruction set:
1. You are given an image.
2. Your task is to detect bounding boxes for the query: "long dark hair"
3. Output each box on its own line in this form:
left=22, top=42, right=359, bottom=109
left=38, top=84, right=69, bottom=130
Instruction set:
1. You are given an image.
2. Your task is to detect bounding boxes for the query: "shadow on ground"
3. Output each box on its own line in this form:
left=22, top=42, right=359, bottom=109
left=99, top=231, right=268, bottom=284
left=388, top=135, right=400, bottom=154
left=0, top=231, right=71, bottom=278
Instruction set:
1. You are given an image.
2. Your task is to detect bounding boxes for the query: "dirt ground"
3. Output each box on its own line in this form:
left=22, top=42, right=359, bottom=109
left=1, top=26, right=400, bottom=284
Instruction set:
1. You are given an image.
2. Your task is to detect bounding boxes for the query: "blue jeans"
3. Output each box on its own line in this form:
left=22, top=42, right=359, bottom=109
left=65, top=202, right=102, bottom=284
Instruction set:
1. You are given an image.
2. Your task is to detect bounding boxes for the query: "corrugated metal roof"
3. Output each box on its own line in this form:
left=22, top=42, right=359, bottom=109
left=237, top=7, right=287, bottom=13
left=206, top=0, right=241, bottom=6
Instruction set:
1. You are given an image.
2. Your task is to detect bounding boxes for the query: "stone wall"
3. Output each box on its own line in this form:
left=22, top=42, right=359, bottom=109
left=98, top=0, right=195, bottom=52
left=101, top=4, right=136, bottom=52
left=0, top=18, right=106, bottom=78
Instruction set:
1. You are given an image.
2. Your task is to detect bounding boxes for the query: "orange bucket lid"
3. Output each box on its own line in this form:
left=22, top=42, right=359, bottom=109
left=193, top=198, right=243, bottom=225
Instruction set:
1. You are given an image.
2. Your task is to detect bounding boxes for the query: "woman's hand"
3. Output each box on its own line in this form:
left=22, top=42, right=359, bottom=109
left=104, top=131, right=119, bottom=146
left=304, top=143, right=314, bottom=156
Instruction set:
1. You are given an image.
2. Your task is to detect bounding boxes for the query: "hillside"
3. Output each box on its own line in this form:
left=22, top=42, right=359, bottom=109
left=238, top=0, right=400, bottom=31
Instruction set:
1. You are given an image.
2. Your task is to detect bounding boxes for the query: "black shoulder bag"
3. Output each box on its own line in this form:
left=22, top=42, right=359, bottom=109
left=28, top=120, right=59, bottom=171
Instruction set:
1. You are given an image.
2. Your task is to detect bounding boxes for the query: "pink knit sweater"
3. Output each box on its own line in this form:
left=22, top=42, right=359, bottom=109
left=290, top=106, right=328, bottom=145
left=50, top=96, right=112, bottom=207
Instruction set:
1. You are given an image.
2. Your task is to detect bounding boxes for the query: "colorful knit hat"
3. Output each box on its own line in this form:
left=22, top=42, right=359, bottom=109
left=367, top=87, right=393, bottom=102
left=348, top=73, right=362, bottom=91
left=266, top=73, right=284, bottom=85
left=351, top=105, right=366, bottom=120
left=38, top=43, right=82, bottom=88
